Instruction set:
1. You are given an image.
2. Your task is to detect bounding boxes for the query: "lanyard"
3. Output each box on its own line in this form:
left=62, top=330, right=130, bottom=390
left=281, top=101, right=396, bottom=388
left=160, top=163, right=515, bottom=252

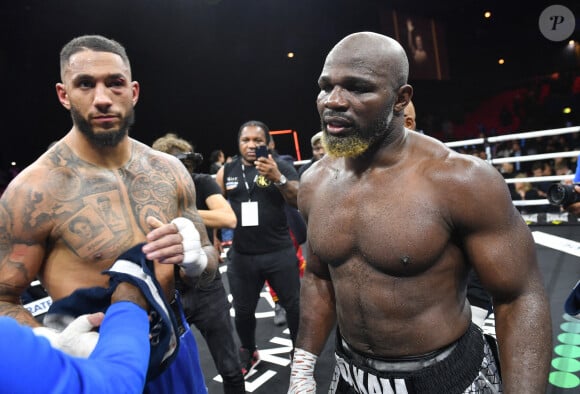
left=241, top=164, right=257, bottom=201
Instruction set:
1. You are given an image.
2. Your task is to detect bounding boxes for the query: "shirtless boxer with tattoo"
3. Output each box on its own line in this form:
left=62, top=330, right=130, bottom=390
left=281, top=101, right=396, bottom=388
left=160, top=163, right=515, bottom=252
left=0, top=35, right=217, bottom=394
left=288, top=32, right=551, bottom=393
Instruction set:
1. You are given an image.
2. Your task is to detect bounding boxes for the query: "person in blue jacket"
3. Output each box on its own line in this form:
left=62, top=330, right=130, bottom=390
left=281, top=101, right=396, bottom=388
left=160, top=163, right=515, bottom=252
left=0, top=282, right=150, bottom=394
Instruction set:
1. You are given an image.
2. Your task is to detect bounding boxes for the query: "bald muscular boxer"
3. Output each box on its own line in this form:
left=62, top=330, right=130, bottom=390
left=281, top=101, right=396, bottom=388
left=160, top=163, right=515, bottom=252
left=289, top=32, right=551, bottom=393
left=0, top=35, right=217, bottom=394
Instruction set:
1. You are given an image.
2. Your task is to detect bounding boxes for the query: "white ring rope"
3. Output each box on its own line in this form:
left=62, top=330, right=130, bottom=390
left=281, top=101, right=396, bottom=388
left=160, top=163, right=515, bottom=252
left=504, top=175, right=574, bottom=184
left=444, top=126, right=579, bottom=209
left=513, top=199, right=550, bottom=206
left=444, top=126, right=580, bottom=148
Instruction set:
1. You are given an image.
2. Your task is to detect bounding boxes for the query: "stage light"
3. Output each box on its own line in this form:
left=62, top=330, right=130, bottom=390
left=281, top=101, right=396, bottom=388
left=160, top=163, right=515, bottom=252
left=287, top=52, right=295, bottom=58
left=484, top=11, right=491, bottom=19
left=498, top=58, right=505, bottom=65
left=563, top=107, right=572, bottom=114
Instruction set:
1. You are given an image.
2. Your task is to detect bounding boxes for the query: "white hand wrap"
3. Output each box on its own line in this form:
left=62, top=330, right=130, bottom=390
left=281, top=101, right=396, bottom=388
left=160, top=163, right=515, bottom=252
left=172, top=217, right=208, bottom=277
left=33, top=314, right=100, bottom=358
left=288, top=348, right=318, bottom=394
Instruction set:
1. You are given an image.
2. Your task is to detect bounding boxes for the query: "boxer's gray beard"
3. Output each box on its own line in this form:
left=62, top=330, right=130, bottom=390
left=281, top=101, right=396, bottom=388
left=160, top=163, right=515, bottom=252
left=323, top=109, right=394, bottom=158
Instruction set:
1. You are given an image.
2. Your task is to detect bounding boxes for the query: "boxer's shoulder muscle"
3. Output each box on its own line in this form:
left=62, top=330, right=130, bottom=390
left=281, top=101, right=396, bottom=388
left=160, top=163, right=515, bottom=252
left=426, top=150, right=515, bottom=228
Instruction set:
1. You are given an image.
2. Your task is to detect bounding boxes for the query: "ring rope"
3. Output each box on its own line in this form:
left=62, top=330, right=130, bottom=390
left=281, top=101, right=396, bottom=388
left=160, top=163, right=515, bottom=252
left=445, top=126, right=579, bottom=212
left=444, top=126, right=580, bottom=148
left=504, top=175, right=574, bottom=184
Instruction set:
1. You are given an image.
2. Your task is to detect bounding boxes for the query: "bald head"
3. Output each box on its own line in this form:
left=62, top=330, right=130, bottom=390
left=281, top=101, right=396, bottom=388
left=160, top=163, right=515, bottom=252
left=325, top=32, right=409, bottom=90
left=317, top=32, right=413, bottom=158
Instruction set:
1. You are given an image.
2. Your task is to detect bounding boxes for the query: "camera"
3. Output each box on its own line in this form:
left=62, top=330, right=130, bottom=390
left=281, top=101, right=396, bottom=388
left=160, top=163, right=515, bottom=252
left=547, top=183, right=580, bottom=207
left=175, top=152, right=204, bottom=172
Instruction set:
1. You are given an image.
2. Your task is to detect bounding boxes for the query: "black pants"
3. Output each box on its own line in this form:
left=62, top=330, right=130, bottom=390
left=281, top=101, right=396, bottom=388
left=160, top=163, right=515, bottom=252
left=227, top=246, right=301, bottom=349
left=180, top=275, right=245, bottom=394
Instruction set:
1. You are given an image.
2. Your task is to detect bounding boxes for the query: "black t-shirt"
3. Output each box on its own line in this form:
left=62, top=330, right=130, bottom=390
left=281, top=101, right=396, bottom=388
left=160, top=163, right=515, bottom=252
left=176, top=172, right=224, bottom=293
left=224, top=157, right=298, bottom=254
left=193, top=173, right=222, bottom=243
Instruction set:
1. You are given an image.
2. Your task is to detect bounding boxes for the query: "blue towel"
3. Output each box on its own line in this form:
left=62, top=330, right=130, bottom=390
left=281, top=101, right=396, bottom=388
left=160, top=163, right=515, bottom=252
left=46, top=243, right=180, bottom=380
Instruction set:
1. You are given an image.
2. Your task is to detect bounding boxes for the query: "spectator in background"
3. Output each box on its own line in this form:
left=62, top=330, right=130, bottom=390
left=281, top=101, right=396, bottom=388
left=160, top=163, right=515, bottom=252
left=404, top=100, right=417, bottom=131
left=555, top=159, right=574, bottom=185
left=510, top=140, right=526, bottom=173
left=513, top=173, right=542, bottom=214
left=152, top=133, right=244, bottom=394
left=531, top=162, right=552, bottom=198
left=500, top=161, right=520, bottom=201
left=298, top=131, right=326, bottom=178
left=404, top=100, right=428, bottom=135
left=209, top=149, right=225, bottom=175
left=543, top=161, right=555, bottom=177
left=215, top=120, right=301, bottom=377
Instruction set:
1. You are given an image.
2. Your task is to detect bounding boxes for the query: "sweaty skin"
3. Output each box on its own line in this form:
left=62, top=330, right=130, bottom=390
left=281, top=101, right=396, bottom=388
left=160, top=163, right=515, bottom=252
left=296, top=31, right=551, bottom=393
left=0, top=46, right=216, bottom=328
left=0, top=140, right=214, bottom=325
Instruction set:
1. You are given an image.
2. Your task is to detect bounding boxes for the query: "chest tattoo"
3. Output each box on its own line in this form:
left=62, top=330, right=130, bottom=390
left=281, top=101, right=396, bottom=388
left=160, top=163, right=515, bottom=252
left=39, top=143, right=182, bottom=259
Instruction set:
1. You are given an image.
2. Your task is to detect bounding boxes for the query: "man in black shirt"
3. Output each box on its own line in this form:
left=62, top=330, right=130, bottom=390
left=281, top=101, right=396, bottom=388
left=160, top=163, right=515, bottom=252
left=216, top=120, right=301, bottom=377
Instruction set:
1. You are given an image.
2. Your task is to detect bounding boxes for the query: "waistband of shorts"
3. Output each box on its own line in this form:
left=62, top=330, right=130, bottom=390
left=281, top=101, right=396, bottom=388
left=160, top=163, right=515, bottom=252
left=339, top=336, right=457, bottom=372
left=335, top=322, right=485, bottom=393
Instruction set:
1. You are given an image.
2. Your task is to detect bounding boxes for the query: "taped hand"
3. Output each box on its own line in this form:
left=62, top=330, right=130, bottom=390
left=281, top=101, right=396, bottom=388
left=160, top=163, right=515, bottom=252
left=171, top=217, right=208, bottom=277
left=33, top=312, right=103, bottom=358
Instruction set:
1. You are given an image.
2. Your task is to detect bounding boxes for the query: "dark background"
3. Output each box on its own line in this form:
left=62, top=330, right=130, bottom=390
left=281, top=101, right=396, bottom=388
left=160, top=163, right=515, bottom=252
left=1, top=0, right=578, bottom=173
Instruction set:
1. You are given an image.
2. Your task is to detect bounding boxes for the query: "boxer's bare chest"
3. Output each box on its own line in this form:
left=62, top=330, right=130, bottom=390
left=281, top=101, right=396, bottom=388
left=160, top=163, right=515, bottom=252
left=37, top=153, right=180, bottom=261
left=308, top=165, right=449, bottom=275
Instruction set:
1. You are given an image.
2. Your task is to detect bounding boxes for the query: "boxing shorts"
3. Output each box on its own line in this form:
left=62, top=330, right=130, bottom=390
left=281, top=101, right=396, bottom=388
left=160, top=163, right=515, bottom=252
left=329, top=323, right=502, bottom=394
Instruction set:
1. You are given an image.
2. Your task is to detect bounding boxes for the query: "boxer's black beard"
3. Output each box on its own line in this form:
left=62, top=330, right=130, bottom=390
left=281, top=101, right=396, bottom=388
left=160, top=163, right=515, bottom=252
left=71, top=107, right=134, bottom=147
